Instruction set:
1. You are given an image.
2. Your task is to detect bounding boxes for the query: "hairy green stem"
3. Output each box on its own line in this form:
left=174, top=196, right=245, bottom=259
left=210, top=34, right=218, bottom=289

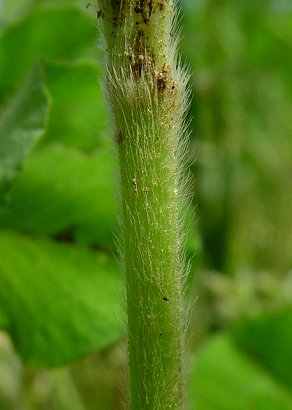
left=97, top=1, right=188, bottom=408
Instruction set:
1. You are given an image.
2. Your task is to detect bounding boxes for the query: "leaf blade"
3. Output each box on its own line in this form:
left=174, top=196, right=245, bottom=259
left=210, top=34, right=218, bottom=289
left=190, top=334, right=292, bottom=410
left=0, top=144, right=117, bottom=248
left=0, top=67, right=49, bottom=199
left=0, top=230, right=123, bottom=366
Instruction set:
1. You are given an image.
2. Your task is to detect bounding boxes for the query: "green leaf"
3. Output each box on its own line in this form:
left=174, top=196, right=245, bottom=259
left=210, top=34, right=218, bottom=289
left=0, top=144, right=117, bottom=248
left=0, top=3, right=96, bottom=97
left=231, top=309, right=292, bottom=390
left=43, top=61, right=108, bottom=151
left=0, top=67, right=49, bottom=200
left=190, top=334, right=292, bottom=410
left=0, top=1, right=91, bottom=25
left=0, top=230, right=123, bottom=366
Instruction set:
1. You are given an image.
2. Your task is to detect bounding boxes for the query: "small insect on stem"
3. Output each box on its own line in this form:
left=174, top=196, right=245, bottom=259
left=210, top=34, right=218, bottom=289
left=132, top=178, right=138, bottom=193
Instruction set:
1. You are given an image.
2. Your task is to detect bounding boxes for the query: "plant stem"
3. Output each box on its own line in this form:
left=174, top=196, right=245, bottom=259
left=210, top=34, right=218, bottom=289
left=97, top=1, right=188, bottom=408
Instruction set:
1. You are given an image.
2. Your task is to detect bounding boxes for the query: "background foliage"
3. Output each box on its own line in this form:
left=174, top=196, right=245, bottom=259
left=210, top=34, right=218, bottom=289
left=0, top=0, right=291, bottom=408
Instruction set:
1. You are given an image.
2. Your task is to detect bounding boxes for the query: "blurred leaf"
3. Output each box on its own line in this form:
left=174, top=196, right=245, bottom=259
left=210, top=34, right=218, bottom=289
left=0, top=67, right=49, bottom=201
left=0, top=1, right=92, bottom=25
left=0, top=310, right=8, bottom=329
left=190, top=334, right=292, bottom=410
left=43, top=61, right=108, bottom=151
left=0, top=3, right=96, bottom=97
left=231, top=309, right=292, bottom=390
left=0, top=144, right=117, bottom=248
left=0, top=0, right=32, bottom=26
left=0, top=230, right=123, bottom=366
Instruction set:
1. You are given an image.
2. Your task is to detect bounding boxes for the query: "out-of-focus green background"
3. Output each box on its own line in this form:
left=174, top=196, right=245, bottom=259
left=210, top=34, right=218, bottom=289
left=0, top=0, right=291, bottom=408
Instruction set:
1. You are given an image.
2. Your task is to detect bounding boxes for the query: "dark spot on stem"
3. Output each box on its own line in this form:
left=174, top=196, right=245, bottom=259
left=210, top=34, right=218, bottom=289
left=158, top=0, right=165, bottom=10
left=162, top=296, right=169, bottom=301
left=157, top=73, right=167, bottom=93
left=134, top=0, right=154, bottom=24
left=157, top=64, right=171, bottom=95
left=115, top=130, right=124, bottom=144
left=131, top=56, right=145, bottom=78
left=110, top=0, right=126, bottom=26
left=97, top=9, right=104, bottom=19
left=133, top=28, right=144, bottom=54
